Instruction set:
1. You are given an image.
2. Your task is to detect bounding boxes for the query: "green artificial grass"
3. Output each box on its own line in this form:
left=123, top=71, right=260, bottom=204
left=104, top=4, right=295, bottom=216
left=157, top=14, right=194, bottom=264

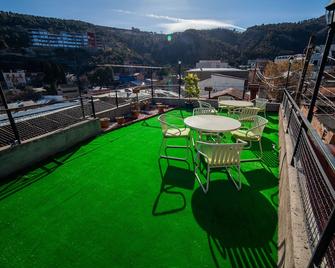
left=0, top=109, right=279, bottom=268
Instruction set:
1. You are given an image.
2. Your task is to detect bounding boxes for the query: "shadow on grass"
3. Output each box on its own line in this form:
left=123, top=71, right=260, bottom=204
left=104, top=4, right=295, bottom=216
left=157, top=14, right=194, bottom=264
left=152, top=159, right=195, bottom=216
left=192, top=180, right=277, bottom=268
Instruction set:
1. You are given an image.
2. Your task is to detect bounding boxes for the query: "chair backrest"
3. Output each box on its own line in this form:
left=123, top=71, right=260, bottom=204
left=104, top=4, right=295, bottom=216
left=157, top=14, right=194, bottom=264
left=239, top=107, right=260, bottom=121
left=193, top=107, right=217, bottom=116
left=157, top=114, right=168, bottom=134
left=249, top=115, right=268, bottom=137
left=255, top=98, right=268, bottom=109
left=197, top=141, right=246, bottom=166
left=198, top=100, right=212, bottom=108
left=218, top=96, right=234, bottom=102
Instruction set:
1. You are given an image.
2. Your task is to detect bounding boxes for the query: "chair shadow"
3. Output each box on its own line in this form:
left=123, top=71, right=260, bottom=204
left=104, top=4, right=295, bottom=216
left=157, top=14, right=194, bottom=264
left=241, top=168, right=278, bottom=192
left=152, top=159, right=195, bottom=216
left=192, top=180, right=277, bottom=268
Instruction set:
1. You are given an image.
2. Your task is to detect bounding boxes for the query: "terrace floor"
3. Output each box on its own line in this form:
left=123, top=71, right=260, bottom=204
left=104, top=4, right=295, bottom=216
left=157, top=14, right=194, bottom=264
left=0, top=109, right=279, bottom=268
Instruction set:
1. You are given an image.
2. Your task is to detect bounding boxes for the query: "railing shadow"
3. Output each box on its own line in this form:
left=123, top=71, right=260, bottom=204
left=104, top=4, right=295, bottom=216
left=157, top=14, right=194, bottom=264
left=0, top=137, right=109, bottom=201
left=152, top=158, right=195, bottom=216
left=192, top=180, right=277, bottom=267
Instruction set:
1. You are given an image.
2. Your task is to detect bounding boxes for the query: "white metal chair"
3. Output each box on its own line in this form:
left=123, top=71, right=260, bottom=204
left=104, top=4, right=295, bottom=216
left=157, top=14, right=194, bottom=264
left=231, top=115, right=268, bottom=161
left=198, top=100, right=213, bottom=109
left=194, top=140, right=247, bottom=193
left=193, top=107, right=217, bottom=116
left=254, top=98, right=268, bottom=118
left=158, top=114, right=192, bottom=162
left=231, top=107, right=260, bottom=122
left=218, top=96, right=234, bottom=113
left=192, top=108, right=220, bottom=143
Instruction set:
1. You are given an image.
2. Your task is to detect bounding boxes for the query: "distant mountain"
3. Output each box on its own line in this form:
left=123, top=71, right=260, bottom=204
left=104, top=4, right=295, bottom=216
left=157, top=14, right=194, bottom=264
left=0, top=11, right=328, bottom=69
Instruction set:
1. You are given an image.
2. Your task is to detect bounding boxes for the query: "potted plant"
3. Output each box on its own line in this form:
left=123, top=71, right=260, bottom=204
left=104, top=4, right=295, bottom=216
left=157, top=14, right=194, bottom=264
left=100, top=117, right=110, bottom=129
left=184, top=73, right=200, bottom=109
left=115, top=116, right=125, bottom=125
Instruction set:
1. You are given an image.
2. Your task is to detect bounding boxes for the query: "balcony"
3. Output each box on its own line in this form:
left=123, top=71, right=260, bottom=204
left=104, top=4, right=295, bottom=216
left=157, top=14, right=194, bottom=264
left=0, top=108, right=279, bottom=267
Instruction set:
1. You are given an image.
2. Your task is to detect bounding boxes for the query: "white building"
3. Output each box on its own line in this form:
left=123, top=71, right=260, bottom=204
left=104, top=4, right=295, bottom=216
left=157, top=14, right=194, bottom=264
left=198, top=74, right=246, bottom=95
left=2, top=70, right=27, bottom=89
left=196, top=60, right=229, bottom=69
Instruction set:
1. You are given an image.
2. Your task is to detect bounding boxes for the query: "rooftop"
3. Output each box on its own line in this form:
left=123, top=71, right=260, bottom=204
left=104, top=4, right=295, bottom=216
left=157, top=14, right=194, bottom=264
left=0, top=109, right=279, bottom=267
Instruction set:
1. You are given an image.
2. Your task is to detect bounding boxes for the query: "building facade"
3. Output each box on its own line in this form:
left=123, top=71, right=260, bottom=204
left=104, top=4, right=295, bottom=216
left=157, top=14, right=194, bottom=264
left=29, top=29, right=99, bottom=49
left=195, top=60, right=229, bottom=69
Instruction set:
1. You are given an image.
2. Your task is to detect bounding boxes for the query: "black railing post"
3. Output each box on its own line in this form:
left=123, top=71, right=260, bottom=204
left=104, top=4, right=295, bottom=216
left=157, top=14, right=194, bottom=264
left=295, top=35, right=315, bottom=106
left=178, top=60, right=182, bottom=98
left=0, top=75, right=21, bottom=144
left=290, top=123, right=304, bottom=166
left=307, top=27, right=335, bottom=122
left=115, top=90, right=119, bottom=108
left=79, top=96, right=85, bottom=119
left=90, top=96, right=96, bottom=118
left=308, top=207, right=335, bottom=268
left=151, top=70, right=154, bottom=98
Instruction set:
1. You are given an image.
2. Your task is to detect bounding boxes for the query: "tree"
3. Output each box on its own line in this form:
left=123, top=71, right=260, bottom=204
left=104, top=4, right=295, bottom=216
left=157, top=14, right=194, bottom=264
left=184, top=73, right=200, bottom=98
left=88, top=67, right=114, bottom=88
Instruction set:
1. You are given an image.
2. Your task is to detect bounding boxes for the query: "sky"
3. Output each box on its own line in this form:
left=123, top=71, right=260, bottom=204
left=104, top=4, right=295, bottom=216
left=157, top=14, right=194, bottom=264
left=0, top=0, right=329, bottom=33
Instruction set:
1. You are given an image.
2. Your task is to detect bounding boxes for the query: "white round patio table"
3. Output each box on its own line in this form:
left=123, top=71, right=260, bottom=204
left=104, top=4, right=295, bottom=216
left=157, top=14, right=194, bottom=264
left=184, top=115, right=241, bottom=133
left=218, top=100, right=253, bottom=108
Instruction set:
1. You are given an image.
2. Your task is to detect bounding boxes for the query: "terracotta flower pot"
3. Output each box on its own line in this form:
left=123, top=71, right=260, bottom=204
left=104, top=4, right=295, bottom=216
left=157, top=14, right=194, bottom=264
left=157, top=104, right=165, bottom=114
left=131, top=110, right=140, bottom=119
left=100, top=117, right=110, bottom=129
left=115, top=116, right=125, bottom=125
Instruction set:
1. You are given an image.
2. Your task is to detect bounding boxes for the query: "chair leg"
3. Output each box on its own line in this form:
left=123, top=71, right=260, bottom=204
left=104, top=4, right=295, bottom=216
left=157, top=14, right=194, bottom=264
left=227, top=166, right=241, bottom=191
left=258, top=139, right=263, bottom=160
left=194, top=155, right=210, bottom=194
left=159, top=136, right=190, bottom=162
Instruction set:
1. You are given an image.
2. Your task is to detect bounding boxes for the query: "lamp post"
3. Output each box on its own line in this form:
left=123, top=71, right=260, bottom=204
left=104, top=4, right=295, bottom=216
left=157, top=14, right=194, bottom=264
left=178, top=60, right=182, bottom=98
left=306, top=0, right=335, bottom=122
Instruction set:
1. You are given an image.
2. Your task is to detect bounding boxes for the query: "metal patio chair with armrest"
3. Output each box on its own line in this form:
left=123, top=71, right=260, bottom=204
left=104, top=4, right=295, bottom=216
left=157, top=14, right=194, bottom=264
left=198, top=100, right=214, bottom=109
left=158, top=114, right=192, bottom=162
left=192, top=108, right=220, bottom=143
left=231, top=115, right=268, bottom=161
left=217, top=96, right=234, bottom=113
left=231, top=107, right=260, bottom=123
left=254, top=98, right=268, bottom=118
left=194, top=139, right=247, bottom=193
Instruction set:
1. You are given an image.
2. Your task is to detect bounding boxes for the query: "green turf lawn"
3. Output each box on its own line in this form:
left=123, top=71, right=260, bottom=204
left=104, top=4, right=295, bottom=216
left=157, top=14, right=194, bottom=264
left=0, top=109, right=279, bottom=268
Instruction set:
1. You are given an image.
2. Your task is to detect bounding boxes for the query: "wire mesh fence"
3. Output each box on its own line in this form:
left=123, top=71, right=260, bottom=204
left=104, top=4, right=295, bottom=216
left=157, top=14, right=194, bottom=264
left=283, top=89, right=335, bottom=268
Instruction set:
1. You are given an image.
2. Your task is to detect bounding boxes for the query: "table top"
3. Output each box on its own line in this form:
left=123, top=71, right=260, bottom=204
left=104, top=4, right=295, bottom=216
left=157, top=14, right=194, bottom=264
left=184, top=115, right=241, bottom=133
left=218, top=100, right=253, bottom=107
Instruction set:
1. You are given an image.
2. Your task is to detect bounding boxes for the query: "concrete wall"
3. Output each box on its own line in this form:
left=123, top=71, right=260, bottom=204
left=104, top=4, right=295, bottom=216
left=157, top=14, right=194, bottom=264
left=0, top=119, right=101, bottom=179
left=278, top=108, right=311, bottom=268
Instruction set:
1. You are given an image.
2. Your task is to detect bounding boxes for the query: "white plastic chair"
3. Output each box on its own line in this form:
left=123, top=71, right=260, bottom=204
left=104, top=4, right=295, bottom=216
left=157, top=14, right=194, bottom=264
left=254, top=98, right=268, bottom=118
left=231, top=115, right=268, bottom=161
left=158, top=114, right=192, bottom=162
left=218, top=96, right=234, bottom=113
left=194, top=140, right=247, bottom=193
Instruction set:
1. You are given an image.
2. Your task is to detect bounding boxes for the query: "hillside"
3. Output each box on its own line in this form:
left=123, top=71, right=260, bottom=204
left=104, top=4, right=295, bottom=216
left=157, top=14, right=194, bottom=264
left=0, top=11, right=328, bottom=69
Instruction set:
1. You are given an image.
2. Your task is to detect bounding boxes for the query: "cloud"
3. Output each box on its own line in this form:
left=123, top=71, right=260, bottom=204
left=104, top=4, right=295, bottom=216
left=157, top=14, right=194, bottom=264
left=112, top=9, right=245, bottom=33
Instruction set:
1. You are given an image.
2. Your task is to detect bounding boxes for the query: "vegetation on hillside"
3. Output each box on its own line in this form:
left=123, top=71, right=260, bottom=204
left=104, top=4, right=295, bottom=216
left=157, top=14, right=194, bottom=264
left=0, top=11, right=328, bottom=69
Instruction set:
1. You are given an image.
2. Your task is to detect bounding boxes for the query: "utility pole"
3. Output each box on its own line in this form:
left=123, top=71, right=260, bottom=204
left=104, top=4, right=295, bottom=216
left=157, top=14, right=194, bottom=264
left=295, top=35, right=316, bottom=106
left=178, top=60, right=182, bottom=98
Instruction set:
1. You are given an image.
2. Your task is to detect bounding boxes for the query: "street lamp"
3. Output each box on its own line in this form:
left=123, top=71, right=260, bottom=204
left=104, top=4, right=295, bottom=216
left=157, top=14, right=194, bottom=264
left=306, top=0, right=335, bottom=122
left=178, top=60, right=182, bottom=98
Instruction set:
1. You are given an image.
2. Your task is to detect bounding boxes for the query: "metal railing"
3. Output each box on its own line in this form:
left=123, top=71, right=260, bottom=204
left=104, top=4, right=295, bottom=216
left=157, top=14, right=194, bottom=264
left=282, top=89, right=335, bottom=268
left=0, top=96, right=96, bottom=147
